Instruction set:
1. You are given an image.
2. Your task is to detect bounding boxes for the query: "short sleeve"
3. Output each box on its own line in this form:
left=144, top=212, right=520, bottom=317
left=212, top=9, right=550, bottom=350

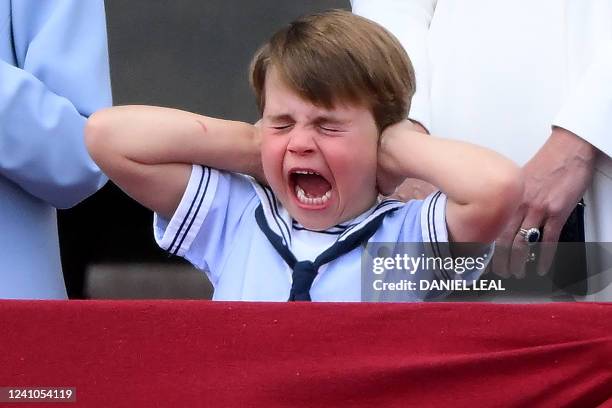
left=153, top=165, right=257, bottom=283
left=418, top=191, right=492, bottom=281
left=420, top=190, right=450, bottom=257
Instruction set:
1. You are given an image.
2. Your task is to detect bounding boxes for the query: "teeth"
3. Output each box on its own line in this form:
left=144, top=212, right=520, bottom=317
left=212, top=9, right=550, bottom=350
left=294, top=170, right=319, bottom=176
left=295, top=185, right=332, bottom=205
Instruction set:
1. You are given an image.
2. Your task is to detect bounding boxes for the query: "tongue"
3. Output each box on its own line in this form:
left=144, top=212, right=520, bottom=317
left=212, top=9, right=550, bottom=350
left=295, top=174, right=331, bottom=197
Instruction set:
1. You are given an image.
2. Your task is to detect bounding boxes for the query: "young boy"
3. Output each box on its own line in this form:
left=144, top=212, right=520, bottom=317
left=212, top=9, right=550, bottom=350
left=86, top=10, right=523, bottom=301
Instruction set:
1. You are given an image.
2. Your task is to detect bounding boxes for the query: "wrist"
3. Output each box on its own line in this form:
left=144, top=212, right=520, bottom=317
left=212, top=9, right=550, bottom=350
left=550, top=126, right=597, bottom=165
left=379, top=120, right=424, bottom=178
left=378, top=129, right=402, bottom=177
left=247, top=126, right=265, bottom=182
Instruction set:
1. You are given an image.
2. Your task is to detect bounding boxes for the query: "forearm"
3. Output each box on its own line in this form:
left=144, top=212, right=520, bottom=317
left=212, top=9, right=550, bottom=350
left=380, top=121, right=523, bottom=241
left=0, top=61, right=106, bottom=208
left=382, top=128, right=518, bottom=201
left=0, top=0, right=112, bottom=208
left=86, top=105, right=261, bottom=176
left=86, top=105, right=262, bottom=218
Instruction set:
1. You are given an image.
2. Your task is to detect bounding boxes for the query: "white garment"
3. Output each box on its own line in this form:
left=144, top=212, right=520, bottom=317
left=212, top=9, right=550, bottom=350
left=354, top=0, right=612, bottom=299
left=153, top=165, right=487, bottom=301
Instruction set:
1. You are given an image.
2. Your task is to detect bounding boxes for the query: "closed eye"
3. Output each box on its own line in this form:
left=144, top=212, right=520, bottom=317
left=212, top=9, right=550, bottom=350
left=271, top=124, right=293, bottom=130
left=320, top=126, right=345, bottom=134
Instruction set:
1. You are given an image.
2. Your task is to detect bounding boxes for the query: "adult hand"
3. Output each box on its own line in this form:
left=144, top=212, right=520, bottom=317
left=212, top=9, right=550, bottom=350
left=491, top=127, right=596, bottom=278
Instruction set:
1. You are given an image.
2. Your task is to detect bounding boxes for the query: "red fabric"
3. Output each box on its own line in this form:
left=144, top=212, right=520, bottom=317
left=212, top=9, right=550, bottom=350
left=0, top=301, right=610, bottom=407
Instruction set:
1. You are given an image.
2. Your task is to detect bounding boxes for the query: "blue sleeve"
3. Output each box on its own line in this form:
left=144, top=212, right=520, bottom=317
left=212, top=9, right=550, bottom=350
left=0, top=0, right=112, bottom=208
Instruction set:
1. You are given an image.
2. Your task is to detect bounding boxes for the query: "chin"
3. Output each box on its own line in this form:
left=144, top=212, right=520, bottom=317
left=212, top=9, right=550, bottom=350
left=289, top=207, right=336, bottom=231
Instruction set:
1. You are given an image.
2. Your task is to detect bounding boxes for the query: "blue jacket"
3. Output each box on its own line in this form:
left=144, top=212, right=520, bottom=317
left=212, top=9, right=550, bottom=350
left=0, top=0, right=112, bottom=298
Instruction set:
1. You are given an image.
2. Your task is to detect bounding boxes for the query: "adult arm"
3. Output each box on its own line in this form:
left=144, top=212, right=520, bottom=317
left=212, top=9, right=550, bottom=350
left=517, top=42, right=612, bottom=247
left=0, top=0, right=112, bottom=208
left=85, top=106, right=262, bottom=220
left=495, top=18, right=612, bottom=276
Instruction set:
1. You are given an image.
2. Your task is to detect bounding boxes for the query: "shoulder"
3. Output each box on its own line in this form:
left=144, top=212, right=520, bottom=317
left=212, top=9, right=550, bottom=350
left=373, top=193, right=447, bottom=243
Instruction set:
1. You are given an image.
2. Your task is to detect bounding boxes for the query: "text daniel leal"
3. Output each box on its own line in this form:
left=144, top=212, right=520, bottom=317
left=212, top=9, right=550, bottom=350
left=373, top=279, right=505, bottom=291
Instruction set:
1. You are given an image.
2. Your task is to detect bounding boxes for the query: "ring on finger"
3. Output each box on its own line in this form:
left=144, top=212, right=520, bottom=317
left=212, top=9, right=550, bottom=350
left=518, top=227, right=541, bottom=243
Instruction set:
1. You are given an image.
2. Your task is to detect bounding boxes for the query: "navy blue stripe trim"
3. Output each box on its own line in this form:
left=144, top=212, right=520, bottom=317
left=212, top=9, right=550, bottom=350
left=173, top=167, right=212, bottom=256
left=259, top=183, right=291, bottom=246
left=255, top=205, right=297, bottom=267
left=375, top=200, right=403, bottom=210
left=378, top=199, right=403, bottom=206
left=431, top=192, right=443, bottom=257
left=292, top=226, right=344, bottom=235
left=339, top=222, right=360, bottom=239
left=431, top=192, right=449, bottom=278
left=339, top=201, right=403, bottom=240
left=259, top=184, right=287, bottom=244
left=426, top=192, right=440, bottom=266
left=168, top=166, right=205, bottom=254
left=267, top=186, right=291, bottom=244
left=293, top=220, right=349, bottom=232
left=429, top=192, right=451, bottom=280
left=8, top=8, right=18, bottom=65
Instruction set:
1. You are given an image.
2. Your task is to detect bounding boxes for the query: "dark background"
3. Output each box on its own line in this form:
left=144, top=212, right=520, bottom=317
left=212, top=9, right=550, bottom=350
left=57, top=0, right=349, bottom=298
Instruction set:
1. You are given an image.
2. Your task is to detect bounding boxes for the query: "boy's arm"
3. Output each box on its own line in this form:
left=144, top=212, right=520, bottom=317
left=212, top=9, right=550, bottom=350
left=378, top=120, right=523, bottom=243
left=85, top=105, right=262, bottom=219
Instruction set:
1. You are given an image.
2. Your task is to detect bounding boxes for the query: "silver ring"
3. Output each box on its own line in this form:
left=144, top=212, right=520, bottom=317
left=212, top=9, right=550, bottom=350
left=519, top=227, right=541, bottom=243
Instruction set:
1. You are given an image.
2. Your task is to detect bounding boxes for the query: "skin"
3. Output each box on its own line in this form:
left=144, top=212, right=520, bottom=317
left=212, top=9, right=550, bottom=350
left=393, top=126, right=596, bottom=277
left=261, top=68, right=379, bottom=230
left=388, top=121, right=436, bottom=202
left=495, top=127, right=596, bottom=278
left=85, top=66, right=523, bottom=244
left=377, top=120, right=523, bottom=243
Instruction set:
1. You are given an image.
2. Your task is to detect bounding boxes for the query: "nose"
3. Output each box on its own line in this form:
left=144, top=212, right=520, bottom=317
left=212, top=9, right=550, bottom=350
left=287, top=126, right=315, bottom=155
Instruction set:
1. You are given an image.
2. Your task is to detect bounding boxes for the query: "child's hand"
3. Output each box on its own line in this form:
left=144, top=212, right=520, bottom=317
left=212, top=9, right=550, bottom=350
left=376, top=120, right=418, bottom=196
left=377, top=163, right=405, bottom=196
left=251, top=119, right=267, bottom=184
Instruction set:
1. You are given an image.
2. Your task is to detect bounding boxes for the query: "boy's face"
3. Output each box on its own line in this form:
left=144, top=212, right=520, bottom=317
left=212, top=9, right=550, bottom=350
left=261, top=68, right=379, bottom=230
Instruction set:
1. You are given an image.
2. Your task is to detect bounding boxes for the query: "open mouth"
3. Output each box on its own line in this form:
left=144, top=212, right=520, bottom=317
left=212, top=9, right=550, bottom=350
left=289, top=169, right=332, bottom=207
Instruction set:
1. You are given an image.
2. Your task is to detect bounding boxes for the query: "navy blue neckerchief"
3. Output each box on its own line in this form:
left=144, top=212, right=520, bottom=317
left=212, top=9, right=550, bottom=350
left=255, top=204, right=399, bottom=301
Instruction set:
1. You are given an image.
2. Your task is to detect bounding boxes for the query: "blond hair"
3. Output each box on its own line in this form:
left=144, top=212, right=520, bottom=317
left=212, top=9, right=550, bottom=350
left=250, top=9, right=415, bottom=131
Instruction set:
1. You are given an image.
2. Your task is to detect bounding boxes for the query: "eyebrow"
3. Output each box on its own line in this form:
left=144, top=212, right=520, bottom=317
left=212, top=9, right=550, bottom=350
left=265, top=114, right=294, bottom=123
left=265, top=113, right=349, bottom=125
left=313, top=116, right=348, bottom=126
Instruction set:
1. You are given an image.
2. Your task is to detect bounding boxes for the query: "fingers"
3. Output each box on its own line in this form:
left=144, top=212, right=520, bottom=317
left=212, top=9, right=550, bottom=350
left=509, top=235, right=529, bottom=279
left=509, top=207, right=545, bottom=278
left=535, top=217, right=563, bottom=276
left=492, top=206, right=525, bottom=278
left=491, top=242, right=510, bottom=278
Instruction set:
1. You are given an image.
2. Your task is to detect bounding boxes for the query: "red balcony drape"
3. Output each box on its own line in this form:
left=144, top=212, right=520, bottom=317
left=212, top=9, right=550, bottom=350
left=1, top=301, right=610, bottom=407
